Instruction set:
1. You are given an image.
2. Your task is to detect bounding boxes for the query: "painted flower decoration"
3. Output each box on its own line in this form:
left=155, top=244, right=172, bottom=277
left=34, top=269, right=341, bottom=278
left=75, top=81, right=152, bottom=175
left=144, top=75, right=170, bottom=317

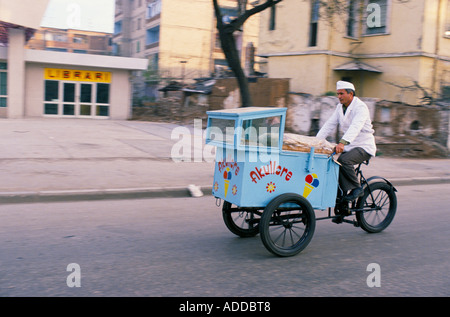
left=232, top=184, right=238, bottom=195
left=266, top=182, right=276, bottom=193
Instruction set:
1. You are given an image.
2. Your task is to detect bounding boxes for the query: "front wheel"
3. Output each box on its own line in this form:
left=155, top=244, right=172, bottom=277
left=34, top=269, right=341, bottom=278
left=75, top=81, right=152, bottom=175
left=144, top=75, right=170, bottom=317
left=356, top=182, right=397, bottom=233
left=260, top=193, right=316, bottom=257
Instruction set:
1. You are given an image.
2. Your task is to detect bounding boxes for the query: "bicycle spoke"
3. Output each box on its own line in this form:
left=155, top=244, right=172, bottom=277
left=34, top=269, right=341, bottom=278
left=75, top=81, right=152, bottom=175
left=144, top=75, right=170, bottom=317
left=289, top=227, right=303, bottom=241
left=377, top=192, right=390, bottom=209
left=268, top=211, right=306, bottom=248
left=272, top=227, right=287, bottom=245
left=356, top=182, right=397, bottom=233
left=363, top=189, right=391, bottom=226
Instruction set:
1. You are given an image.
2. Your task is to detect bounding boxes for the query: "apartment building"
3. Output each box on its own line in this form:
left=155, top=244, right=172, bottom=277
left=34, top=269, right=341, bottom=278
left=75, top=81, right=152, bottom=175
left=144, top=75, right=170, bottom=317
left=113, top=0, right=261, bottom=98
left=25, top=27, right=113, bottom=55
left=258, top=0, right=450, bottom=105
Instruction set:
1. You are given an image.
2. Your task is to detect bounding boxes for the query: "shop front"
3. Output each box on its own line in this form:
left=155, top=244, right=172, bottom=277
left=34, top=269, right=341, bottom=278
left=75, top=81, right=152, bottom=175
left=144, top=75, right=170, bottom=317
left=0, top=29, right=147, bottom=119
left=43, top=68, right=112, bottom=118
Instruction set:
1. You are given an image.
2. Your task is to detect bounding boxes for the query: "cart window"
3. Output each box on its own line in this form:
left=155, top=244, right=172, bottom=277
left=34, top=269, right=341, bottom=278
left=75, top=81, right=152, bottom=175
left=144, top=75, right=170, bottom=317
left=208, top=118, right=235, bottom=144
left=240, top=116, right=280, bottom=148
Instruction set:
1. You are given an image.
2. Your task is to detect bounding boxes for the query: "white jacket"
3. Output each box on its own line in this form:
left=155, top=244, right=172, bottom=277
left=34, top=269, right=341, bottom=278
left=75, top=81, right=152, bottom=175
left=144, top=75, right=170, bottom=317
left=316, top=97, right=376, bottom=156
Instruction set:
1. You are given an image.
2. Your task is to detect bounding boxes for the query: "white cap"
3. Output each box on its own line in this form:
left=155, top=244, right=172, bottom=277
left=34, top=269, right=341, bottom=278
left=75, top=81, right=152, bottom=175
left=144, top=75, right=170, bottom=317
left=336, top=80, right=355, bottom=91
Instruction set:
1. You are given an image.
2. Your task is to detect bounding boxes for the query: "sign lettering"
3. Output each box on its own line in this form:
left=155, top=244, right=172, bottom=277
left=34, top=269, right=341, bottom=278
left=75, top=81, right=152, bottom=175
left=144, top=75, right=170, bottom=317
left=44, top=68, right=111, bottom=83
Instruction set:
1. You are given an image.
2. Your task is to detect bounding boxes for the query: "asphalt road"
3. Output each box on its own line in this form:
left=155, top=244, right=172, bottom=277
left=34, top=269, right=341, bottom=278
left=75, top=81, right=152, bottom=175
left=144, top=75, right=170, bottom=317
left=0, top=184, right=448, bottom=297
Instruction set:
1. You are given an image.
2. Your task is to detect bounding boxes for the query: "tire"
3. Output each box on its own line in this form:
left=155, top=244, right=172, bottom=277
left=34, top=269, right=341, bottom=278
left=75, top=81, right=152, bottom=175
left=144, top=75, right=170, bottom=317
left=222, top=201, right=260, bottom=237
left=259, top=193, right=315, bottom=257
left=356, top=182, right=397, bottom=233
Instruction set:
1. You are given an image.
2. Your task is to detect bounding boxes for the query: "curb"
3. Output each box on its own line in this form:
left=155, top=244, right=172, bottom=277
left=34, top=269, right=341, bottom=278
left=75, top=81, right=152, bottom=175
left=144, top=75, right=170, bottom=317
left=0, top=185, right=214, bottom=204
left=390, top=177, right=450, bottom=187
left=0, top=177, right=449, bottom=204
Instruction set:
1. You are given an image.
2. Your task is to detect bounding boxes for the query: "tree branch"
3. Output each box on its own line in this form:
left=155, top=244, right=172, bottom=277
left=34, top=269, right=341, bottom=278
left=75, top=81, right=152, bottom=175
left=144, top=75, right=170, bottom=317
left=213, top=0, right=221, bottom=26
left=231, top=0, right=283, bottom=30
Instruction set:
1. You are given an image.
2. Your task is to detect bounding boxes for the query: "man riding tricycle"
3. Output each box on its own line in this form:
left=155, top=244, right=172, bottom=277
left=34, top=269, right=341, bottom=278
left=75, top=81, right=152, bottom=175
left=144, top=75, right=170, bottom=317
left=205, top=81, right=397, bottom=257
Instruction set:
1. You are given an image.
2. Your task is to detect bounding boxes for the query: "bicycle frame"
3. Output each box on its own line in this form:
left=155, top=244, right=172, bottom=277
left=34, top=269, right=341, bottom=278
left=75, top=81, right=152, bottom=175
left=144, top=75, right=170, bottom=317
left=317, top=160, right=397, bottom=225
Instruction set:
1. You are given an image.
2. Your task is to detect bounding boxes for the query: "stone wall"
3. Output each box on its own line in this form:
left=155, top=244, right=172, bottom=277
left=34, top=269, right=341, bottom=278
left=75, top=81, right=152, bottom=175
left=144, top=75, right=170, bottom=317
left=150, top=79, right=449, bottom=157
left=285, top=93, right=449, bottom=157
left=372, top=100, right=449, bottom=157
left=285, top=93, right=377, bottom=138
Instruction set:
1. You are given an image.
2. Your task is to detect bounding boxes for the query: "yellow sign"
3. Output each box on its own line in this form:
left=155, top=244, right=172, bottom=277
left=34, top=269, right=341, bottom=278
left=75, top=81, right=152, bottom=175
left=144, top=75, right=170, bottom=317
left=44, top=68, right=111, bottom=83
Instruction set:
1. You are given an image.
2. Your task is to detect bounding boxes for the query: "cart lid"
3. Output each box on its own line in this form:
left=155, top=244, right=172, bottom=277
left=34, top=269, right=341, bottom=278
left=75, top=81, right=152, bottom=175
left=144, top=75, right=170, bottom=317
left=207, top=107, right=286, bottom=118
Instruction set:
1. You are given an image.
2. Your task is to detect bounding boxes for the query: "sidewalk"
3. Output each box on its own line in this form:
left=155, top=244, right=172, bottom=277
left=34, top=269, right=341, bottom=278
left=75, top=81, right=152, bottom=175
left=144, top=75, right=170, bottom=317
left=0, top=118, right=449, bottom=203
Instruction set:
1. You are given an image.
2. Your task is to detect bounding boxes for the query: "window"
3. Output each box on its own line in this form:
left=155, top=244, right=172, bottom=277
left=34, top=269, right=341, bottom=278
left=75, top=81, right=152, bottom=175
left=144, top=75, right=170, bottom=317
left=146, top=26, right=160, bottom=45
left=309, top=0, right=320, bottom=46
left=137, top=18, right=141, bottom=30
left=44, top=80, right=58, bottom=102
left=114, top=21, right=122, bottom=35
left=269, top=4, right=276, bottom=31
left=221, top=7, right=238, bottom=23
left=43, top=80, right=110, bottom=117
left=0, top=62, right=6, bottom=108
left=241, top=116, right=281, bottom=148
left=347, top=0, right=360, bottom=38
left=52, top=33, right=68, bottom=42
left=112, top=43, right=120, bottom=56
left=136, top=40, right=140, bottom=53
left=44, top=80, right=59, bottom=115
left=45, top=48, right=68, bottom=52
left=149, top=53, right=159, bottom=70
left=146, top=0, right=161, bottom=19
left=96, top=83, right=110, bottom=104
left=364, top=0, right=389, bottom=35
left=442, top=85, right=450, bottom=100
left=73, top=35, right=87, bottom=44
left=208, top=118, right=235, bottom=145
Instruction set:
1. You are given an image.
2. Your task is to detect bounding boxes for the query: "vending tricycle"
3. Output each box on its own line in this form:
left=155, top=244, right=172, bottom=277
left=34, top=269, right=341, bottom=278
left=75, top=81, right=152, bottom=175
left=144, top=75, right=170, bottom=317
left=205, top=107, right=397, bottom=257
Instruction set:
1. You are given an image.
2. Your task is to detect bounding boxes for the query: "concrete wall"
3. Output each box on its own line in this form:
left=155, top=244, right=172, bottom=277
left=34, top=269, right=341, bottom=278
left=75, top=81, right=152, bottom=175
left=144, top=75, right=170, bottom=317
left=110, top=69, right=132, bottom=120
left=207, top=77, right=289, bottom=110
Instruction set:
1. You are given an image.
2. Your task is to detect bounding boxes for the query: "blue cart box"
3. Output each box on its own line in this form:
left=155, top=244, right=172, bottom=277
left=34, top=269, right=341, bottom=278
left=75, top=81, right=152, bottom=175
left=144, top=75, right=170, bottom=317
left=205, top=107, right=339, bottom=210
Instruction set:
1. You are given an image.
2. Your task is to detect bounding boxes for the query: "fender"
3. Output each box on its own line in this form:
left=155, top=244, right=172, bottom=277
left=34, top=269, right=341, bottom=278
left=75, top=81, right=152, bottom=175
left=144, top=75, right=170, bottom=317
left=364, top=176, right=397, bottom=192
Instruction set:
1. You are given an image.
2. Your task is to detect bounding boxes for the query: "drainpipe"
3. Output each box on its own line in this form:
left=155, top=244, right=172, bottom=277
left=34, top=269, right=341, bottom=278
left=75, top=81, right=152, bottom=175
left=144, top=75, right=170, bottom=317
left=326, top=15, right=332, bottom=94
left=432, top=0, right=442, bottom=99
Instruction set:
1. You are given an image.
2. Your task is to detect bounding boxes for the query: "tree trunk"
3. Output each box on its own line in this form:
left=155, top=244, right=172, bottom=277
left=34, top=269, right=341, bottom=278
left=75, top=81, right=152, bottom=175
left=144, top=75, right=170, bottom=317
left=213, top=0, right=282, bottom=107
left=217, top=25, right=252, bottom=107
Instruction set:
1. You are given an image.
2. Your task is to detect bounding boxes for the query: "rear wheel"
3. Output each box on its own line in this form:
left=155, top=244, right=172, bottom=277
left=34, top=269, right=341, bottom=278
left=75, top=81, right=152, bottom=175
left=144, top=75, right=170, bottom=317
left=356, top=182, right=397, bottom=233
left=222, top=201, right=260, bottom=237
left=260, top=193, right=315, bottom=257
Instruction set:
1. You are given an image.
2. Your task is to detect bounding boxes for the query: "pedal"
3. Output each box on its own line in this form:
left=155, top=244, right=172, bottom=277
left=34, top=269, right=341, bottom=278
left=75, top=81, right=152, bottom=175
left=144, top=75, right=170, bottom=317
left=342, top=218, right=359, bottom=227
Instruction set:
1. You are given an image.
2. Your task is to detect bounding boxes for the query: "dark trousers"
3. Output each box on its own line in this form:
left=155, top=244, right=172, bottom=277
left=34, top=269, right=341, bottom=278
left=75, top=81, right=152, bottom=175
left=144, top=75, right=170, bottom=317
left=337, top=147, right=371, bottom=192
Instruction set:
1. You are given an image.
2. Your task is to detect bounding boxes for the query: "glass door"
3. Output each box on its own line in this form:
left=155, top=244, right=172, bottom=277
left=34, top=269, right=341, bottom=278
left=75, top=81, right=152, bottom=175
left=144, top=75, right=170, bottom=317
left=63, top=82, right=76, bottom=116
left=79, top=83, right=93, bottom=116
left=44, top=80, right=109, bottom=118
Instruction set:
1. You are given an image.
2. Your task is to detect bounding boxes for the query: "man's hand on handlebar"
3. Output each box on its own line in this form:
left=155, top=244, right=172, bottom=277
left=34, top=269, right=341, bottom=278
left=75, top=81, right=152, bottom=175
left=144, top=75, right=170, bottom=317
left=334, top=143, right=345, bottom=154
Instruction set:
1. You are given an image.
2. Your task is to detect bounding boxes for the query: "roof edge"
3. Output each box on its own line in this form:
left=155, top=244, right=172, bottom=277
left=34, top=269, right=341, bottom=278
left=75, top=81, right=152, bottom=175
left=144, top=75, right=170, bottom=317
left=24, top=49, right=148, bottom=70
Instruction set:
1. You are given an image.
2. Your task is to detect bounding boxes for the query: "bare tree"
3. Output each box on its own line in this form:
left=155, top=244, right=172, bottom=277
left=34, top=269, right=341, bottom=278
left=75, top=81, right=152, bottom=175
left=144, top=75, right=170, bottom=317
left=213, top=0, right=282, bottom=107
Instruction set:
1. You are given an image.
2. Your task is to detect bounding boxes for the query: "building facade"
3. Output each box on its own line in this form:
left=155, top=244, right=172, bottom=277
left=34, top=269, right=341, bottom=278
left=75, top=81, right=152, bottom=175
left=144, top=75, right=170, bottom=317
left=113, top=0, right=261, bottom=99
left=258, top=0, right=450, bottom=105
left=0, top=25, right=147, bottom=119
left=25, top=27, right=113, bottom=55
